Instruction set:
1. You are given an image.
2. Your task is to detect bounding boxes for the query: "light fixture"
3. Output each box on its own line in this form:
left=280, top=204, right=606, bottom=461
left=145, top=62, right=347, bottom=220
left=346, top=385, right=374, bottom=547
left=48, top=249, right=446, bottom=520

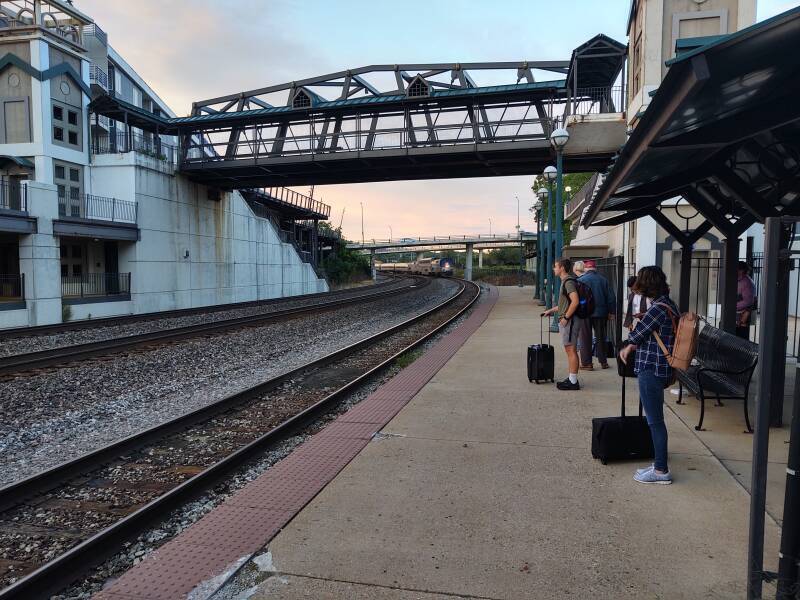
left=565, top=186, right=572, bottom=193
left=536, top=187, right=549, bottom=200
left=533, top=199, right=542, bottom=210
left=550, top=127, right=570, bottom=149
left=543, top=166, right=557, bottom=182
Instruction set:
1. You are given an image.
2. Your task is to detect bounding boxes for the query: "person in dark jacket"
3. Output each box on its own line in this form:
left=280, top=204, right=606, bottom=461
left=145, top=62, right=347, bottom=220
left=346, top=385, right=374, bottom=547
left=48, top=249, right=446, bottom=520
left=576, top=259, right=616, bottom=370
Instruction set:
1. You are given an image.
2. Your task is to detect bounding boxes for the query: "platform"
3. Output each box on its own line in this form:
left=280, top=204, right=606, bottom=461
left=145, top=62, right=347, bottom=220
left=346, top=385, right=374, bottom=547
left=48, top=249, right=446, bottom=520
left=96, top=286, right=785, bottom=599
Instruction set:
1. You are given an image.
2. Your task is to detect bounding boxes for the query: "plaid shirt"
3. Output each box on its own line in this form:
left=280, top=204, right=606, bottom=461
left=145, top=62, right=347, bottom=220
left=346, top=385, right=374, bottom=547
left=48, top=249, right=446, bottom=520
left=628, top=295, right=678, bottom=378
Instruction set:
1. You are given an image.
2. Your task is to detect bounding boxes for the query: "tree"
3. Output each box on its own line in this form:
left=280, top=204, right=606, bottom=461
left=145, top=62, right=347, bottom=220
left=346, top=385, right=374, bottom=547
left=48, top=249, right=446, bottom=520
left=322, top=239, right=370, bottom=285
left=529, top=171, right=594, bottom=247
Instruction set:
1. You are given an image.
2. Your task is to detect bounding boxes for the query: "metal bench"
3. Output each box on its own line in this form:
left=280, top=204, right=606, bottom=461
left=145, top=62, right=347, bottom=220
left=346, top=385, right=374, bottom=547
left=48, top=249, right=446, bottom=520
left=676, top=325, right=758, bottom=432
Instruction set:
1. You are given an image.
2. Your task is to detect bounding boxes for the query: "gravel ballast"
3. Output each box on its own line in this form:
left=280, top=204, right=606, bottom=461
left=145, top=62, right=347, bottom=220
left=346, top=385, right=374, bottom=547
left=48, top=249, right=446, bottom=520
left=0, top=278, right=458, bottom=486
left=52, top=284, right=486, bottom=600
left=0, top=279, right=410, bottom=358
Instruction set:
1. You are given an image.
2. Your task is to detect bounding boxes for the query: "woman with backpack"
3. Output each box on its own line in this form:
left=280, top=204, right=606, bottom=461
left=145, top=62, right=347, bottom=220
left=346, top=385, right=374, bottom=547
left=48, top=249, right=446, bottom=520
left=618, top=266, right=679, bottom=485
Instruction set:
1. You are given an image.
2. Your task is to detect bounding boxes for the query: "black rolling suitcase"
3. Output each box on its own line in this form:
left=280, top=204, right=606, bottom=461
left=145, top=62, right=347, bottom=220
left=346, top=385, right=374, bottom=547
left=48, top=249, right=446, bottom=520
left=527, top=314, right=555, bottom=383
left=591, top=346, right=654, bottom=464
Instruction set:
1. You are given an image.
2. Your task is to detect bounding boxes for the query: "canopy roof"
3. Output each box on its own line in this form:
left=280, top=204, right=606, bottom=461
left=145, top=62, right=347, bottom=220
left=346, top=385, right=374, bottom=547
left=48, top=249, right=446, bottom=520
left=565, top=34, right=627, bottom=90
left=583, top=7, right=800, bottom=230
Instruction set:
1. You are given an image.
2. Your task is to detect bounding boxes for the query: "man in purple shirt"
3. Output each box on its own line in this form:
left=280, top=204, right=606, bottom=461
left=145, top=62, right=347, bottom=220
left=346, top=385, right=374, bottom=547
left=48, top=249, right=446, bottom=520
left=736, top=261, right=756, bottom=339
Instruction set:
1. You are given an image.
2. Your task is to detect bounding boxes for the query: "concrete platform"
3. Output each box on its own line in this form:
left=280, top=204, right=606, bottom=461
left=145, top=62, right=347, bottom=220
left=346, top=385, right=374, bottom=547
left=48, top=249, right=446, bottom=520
left=241, top=287, right=783, bottom=599
left=96, top=286, right=786, bottom=599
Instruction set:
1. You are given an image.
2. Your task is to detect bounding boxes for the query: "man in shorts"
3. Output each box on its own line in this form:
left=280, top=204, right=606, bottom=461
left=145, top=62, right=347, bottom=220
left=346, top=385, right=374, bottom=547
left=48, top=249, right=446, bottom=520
left=543, top=257, right=583, bottom=390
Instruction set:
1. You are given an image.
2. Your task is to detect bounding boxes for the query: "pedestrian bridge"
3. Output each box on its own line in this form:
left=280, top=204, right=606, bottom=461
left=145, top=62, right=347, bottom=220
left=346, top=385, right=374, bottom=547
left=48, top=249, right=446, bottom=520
left=89, top=35, right=627, bottom=188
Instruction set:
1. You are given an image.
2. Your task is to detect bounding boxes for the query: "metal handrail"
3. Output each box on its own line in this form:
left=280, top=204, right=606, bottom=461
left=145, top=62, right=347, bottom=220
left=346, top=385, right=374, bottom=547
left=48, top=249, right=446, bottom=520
left=0, top=273, right=23, bottom=300
left=254, top=187, right=331, bottom=218
left=348, top=233, right=536, bottom=246
left=0, top=181, right=27, bottom=212
left=89, top=64, right=108, bottom=90
left=92, top=131, right=178, bottom=165
left=58, top=191, right=137, bottom=224
left=61, top=273, right=131, bottom=299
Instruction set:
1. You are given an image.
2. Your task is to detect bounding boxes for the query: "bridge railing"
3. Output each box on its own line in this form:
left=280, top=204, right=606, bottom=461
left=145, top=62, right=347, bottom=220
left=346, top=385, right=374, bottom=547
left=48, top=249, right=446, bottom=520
left=252, top=187, right=331, bottom=218
left=182, top=101, right=551, bottom=163
left=348, top=233, right=536, bottom=247
left=559, top=86, right=625, bottom=123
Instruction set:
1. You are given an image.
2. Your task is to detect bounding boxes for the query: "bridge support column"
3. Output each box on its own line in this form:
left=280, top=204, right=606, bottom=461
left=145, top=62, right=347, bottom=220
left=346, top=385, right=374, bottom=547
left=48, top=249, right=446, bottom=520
left=415, top=251, right=424, bottom=262
left=478, top=249, right=483, bottom=268
left=370, top=249, right=376, bottom=281
left=465, top=243, right=473, bottom=282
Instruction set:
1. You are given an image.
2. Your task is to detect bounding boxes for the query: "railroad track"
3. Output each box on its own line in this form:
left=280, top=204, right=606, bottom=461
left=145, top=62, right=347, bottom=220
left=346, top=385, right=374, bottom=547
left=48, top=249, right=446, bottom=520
left=0, top=279, right=481, bottom=599
left=0, top=277, right=401, bottom=340
left=0, top=277, right=427, bottom=377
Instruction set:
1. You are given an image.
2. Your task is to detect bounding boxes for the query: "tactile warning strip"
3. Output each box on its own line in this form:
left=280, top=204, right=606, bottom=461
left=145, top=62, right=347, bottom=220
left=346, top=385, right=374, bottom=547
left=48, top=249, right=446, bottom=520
left=94, top=285, right=499, bottom=600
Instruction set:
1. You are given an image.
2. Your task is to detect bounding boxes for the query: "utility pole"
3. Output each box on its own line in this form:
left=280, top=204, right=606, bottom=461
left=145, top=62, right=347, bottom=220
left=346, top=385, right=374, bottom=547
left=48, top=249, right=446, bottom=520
left=360, top=201, right=364, bottom=244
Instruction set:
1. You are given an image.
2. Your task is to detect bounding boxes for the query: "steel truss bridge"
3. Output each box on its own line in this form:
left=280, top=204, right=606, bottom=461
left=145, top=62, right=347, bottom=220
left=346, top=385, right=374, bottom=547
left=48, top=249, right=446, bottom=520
left=89, top=35, right=626, bottom=189
left=347, top=233, right=537, bottom=255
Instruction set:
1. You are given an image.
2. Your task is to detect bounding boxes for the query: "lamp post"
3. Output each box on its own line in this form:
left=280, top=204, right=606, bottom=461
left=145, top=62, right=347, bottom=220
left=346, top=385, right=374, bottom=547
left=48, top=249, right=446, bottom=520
left=388, top=224, right=392, bottom=240
left=516, top=195, right=523, bottom=287
left=543, top=165, right=557, bottom=320
left=360, top=202, right=365, bottom=244
left=535, top=187, right=548, bottom=305
left=489, top=218, right=492, bottom=237
left=550, top=127, right=570, bottom=262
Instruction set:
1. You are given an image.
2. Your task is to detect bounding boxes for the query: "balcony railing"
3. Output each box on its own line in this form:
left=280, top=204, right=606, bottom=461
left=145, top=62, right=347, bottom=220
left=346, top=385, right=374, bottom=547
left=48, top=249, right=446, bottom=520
left=565, top=172, right=601, bottom=220
left=58, top=192, right=137, bottom=224
left=62, top=272, right=130, bottom=299
left=89, top=64, right=108, bottom=90
left=92, top=131, right=178, bottom=167
left=254, top=187, right=332, bottom=218
left=0, top=273, right=23, bottom=301
left=82, top=23, right=107, bottom=45
left=0, top=181, right=26, bottom=212
left=567, top=86, right=625, bottom=118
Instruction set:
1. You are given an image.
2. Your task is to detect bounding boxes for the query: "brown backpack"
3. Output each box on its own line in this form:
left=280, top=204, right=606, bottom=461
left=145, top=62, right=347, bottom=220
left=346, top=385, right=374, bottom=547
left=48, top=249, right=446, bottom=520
left=652, top=302, right=699, bottom=372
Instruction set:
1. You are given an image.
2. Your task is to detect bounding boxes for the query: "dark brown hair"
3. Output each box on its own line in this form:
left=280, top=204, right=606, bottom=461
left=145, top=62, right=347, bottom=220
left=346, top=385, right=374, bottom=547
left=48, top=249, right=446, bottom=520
left=633, top=266, right=670, bottom=298
left=554, top=257, right=573, bottom=272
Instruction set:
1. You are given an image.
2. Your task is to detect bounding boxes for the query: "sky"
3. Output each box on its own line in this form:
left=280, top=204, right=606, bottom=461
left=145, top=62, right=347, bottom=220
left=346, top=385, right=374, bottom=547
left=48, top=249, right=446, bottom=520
left=75, top=0, right=799, bottom=242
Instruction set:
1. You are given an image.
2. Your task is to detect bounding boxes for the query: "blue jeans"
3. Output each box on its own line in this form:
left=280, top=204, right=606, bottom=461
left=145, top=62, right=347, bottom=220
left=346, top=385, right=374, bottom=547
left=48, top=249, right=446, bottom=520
left=638, top=370, right=669, bottom=472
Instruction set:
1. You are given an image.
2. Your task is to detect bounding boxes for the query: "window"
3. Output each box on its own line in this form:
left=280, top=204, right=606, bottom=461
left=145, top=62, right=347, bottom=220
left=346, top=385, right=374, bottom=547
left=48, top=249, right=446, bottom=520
left=70, top=186, right=79, bottom=200
left=51, top=101, right=81, bottom=149
left=57, top=184, right=65, bottom=198
left=69, top=168, right=79, bottom=182
left=55, top=165, right=65, bottom=179
left=60, top=246, right=67, bottom=259
left=71, top=244, right=81, bottom=258
left=60, top=264, right=68, bottom=277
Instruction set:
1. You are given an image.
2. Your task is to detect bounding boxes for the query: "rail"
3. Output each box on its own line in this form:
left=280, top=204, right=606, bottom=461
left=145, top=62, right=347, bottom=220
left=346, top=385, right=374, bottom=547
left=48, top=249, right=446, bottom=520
left=181, top=101, right=551, bottom=163
left=0, top=273, right=23, bottom=301
left=0, top=181, right=26, bottom=212
left=58, top=191, right=137, bottom=224
left=91, top=131, right=179, bottom=167
left=565, top=173, right=600, bottom=220
left=0, top=278, right=475, bottom=598
left=89, top=64, right=108, bottom=90
left=253, top=187, right=331, bottom=218
left=349, top=233, right=535, bottom=246
left=61, top=272, right=131, bottom=300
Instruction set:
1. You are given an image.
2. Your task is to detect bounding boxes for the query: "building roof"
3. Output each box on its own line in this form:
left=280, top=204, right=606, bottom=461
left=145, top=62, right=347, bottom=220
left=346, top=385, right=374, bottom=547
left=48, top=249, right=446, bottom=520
left=582, top=6, right=800, bottom=229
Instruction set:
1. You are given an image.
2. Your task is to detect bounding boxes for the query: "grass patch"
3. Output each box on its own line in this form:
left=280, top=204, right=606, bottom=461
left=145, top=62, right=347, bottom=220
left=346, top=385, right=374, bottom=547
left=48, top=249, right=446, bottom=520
left=395, top=349, right=423, bottom=369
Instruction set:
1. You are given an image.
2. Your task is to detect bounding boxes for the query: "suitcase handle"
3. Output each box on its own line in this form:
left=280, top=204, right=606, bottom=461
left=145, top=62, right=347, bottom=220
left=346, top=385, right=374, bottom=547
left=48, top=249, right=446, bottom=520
left=621, top=376, right=644, bottom=418
left=539, top=313, right=551, bottom=345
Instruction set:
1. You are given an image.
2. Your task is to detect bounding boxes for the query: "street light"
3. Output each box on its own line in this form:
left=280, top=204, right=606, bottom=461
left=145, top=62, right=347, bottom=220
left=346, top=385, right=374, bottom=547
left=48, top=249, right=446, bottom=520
left=515, top=194, right=523, bottom=287
left=548, top=127, right=570, bottom=332
left=489, top=218, right=492, bottom=236
left=388, top=225, right=392, bottom=240
left=535, top=187, right=549, bottom=306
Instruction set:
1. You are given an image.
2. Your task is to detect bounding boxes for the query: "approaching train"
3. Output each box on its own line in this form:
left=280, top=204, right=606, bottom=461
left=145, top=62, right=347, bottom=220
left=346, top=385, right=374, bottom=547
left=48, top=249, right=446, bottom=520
left=376, top=257, right=454, bottom=276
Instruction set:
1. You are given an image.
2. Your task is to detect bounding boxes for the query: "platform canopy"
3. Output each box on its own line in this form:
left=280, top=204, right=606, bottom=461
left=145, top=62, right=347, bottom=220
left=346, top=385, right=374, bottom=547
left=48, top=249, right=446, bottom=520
left=582, top=7, right=800, bottom=231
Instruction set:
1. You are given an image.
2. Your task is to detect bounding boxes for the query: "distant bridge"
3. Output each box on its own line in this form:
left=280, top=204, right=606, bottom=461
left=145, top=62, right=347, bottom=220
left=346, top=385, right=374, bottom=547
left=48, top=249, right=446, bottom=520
left=89, top=35, right=627, bottom=188
left=347, top=233, right=536, bottom=255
